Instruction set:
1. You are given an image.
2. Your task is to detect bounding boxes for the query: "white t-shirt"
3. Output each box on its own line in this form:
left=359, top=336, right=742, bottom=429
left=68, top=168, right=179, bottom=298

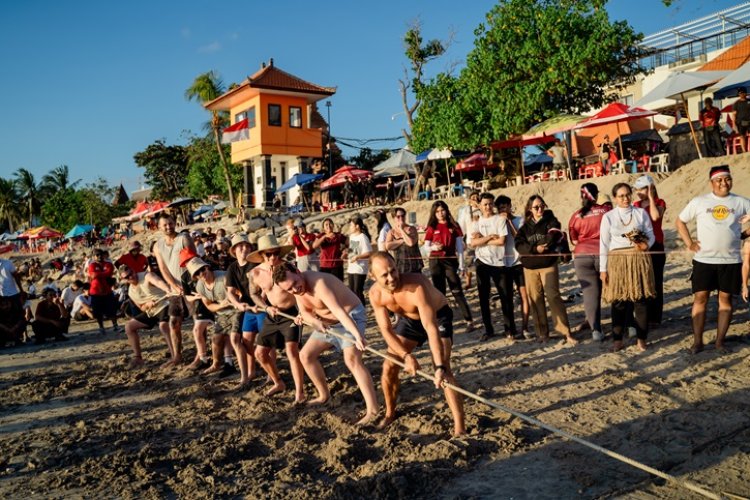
left=0, top=259, right=19, bottom=296
left=457, top=203, right=473, bottom=238
left=678, top=192, right=750, bottom=264
left=467, top=214, right=508, bottom=267
left=377, top=223, right=391, bottom=252
left=505, top=216, right=523, bottom=267
left=72, top=294, right=92, bottom=316
left=347, top=232, right=372, bottom=275
left=599, top=206, right=655, bottom=271
left=61, top=286, right=82, bottom=308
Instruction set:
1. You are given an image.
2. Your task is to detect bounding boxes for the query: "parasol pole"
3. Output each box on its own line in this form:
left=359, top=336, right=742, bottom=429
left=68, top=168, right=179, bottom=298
left=519, top=147, right=526, bottom=185
left=616, top=122, right=625, bottom=161
left=681, top=92, right=704, bottom=159
left=444, top=158, right=451, bottom=190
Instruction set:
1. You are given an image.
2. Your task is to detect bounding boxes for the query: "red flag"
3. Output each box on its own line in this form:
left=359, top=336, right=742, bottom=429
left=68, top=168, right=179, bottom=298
left=222, top=119, right=249, bottom=144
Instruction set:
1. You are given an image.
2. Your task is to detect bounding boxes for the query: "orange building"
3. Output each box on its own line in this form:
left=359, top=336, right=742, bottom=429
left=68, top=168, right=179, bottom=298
left=205, top=59, right=335, bottom=209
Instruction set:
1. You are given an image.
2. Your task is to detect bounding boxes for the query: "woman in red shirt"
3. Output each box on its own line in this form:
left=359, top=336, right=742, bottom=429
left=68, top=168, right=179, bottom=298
left=313, top=218, right=347, bottom=281
left=88, top=248, right=120, bottom=334
left=633, top=175, right=666, bottom=326
left=568, top=183, right=611, bottom=341
left=424, top=200, right=476, bottom=330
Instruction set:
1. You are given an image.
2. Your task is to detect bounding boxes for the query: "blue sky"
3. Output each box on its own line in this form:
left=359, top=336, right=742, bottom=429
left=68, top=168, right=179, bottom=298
left=0, top=0, right=741, bottom=195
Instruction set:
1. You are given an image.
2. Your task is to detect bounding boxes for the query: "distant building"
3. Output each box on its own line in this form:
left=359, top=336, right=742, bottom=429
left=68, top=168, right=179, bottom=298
left=204, top=59, right=336, bottom=209
left=112, top=184, right=129, bottom=205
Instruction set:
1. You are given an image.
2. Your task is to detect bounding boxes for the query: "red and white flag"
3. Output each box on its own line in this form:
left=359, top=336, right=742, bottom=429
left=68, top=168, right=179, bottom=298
left=221, top=119, right=249, bottom=144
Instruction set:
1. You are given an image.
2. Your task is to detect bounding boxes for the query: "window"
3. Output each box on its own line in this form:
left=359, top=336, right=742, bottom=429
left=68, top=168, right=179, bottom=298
left=235, top=106, right=256, bottom=128
left=268, top=104, right=281, bottom=126
left=618, top=94, right=634, bottom=107
left=289, top=106, right=302, bottom=128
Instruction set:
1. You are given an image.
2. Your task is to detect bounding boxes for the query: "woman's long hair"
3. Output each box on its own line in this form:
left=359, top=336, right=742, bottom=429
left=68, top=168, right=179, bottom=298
left=524, top=195, right=548, bottom=222
left=580, top=183, right=599, bottom=217
left=375, top=210, right=389, bottom=235
left=350, top=217, right=371, bottom=241
left=426, top=200, right=459, bottom=230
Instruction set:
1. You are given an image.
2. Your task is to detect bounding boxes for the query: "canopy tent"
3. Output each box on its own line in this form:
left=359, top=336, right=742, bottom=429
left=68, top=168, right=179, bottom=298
left=319, top=168, right=373, bottom=190
left=373, top=149, right=416, bottom=173
left=523, top=153, right=553, bottom=168
left=575, top=103, right=658, bottom=160
left=613, top=129, right=664, bottom=156
left=65, top=224, right=94, bottom=238
left=415, top=149, right=432, bottom=163
left=711, top=62, right=750, bottom=99
left=522, top=114, right=586, bottom=140
left=635, top=70, right=729, bottom=158
left=490, top=135, right=556, bottom=182
left=22, top=226, right=63, bottom=239
left=275, top=173, right=324, bottom=194
left=373, top=164, right=417, bottom=179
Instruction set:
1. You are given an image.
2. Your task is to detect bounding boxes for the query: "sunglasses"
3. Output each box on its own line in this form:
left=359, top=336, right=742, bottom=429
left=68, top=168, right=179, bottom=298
left=263, top=251, right=280, bottom=258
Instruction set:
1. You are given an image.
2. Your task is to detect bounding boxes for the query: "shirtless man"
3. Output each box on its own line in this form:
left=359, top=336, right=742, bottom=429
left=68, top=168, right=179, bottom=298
left=367, top=251, right=466, bottom=436
left=247, top=235, right=306, bottom=402
left=272, top=264, right=379, bottom=425
left=152, top=213, right=196, bottom=367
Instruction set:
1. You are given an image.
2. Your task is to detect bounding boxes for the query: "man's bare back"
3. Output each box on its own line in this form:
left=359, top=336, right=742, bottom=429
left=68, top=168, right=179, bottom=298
left=370, top=273, right=448, bottom=320
left=297, top=272, right=361, bottom=325
left=249, top=266, right=296, bottom=309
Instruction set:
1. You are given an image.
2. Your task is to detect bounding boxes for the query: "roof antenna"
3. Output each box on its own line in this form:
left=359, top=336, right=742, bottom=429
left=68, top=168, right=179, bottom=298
left=261, top=61, right=266, bottom=69
left=269, top=58, right=274, bottom=67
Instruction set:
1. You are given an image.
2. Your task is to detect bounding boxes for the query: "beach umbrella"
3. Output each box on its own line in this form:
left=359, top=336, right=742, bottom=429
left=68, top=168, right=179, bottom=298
left=635, top=70, right=729, bottom=158
left=426, top=148, right=454, bottom=186
left=522, top=114, right=586, bottom=140
left=191, top=204, right=215, bottom=218
left=455, top=153, right=493, bottom=175
left=167, top=197, right=199, bottom=208
left=276, top=173, right=324, bottom=194
left=575, top=103, right=658, bottom=161
left=319, top=168, right=372, bottom=190
left=712, top=62, right=750, bottom=99
left=23, top=226, right=63, bottom=239
left=373, top=149, right=417, bottom=173
left=65, top=224, right=94, bottom=238
left=415, top=149, right=432, bottom=163
left=491, top=135, right=556, bottom=184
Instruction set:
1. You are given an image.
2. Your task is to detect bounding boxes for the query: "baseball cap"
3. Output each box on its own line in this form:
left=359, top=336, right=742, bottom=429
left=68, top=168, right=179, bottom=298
left=633, top=175, right=654, bottom=190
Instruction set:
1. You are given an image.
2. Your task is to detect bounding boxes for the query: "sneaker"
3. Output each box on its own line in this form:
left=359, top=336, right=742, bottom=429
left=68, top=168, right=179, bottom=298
left=591, top=330, right=603, bottom=342
left=523, top=330, right=535, bottom=340
left=628, top=327, right=637, bottom=339
left=219, top=362, right=237, bottom=378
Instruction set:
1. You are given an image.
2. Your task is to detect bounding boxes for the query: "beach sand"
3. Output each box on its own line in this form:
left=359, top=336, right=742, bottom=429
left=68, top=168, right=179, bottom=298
left=1, top=157, right=749, bottom=498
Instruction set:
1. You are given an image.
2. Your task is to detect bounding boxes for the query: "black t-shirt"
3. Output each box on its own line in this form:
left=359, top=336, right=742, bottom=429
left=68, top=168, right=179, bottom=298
left=225, top=261, right=255, bottom=304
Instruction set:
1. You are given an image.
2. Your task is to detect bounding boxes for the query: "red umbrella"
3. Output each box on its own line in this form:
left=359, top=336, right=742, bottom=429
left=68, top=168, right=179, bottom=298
left=22, top=226, right=64, bottom=239
left=575, top=103, right=658, bottom=160
left=320, top=168, right=373, bottom=190
left=455, top=153, right=497, bottom=173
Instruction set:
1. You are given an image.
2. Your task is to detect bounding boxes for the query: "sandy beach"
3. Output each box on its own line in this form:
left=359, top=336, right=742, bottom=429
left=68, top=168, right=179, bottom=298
left=1, top=158, right=749, bottom=499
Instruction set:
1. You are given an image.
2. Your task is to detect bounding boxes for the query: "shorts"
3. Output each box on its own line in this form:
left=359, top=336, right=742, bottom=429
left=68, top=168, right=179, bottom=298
left=132, top=306, right=169, bottom=329
left=395, top=304, right=454, bottom=346
left=691, top=260, right=742, bottom=295
left=91, top=294, right=118, bottom=318
left=73, top=312, right=89, bottom=322
left=209, top=312, right=234, bottom=337
left=193, top=300, right=215, bottom=321
left=309, top=304, right=366, bottom=352
left=242, top=311, right=267, bottom=334
left=507, top=264, right=525, bottom=288
left=256, top=306, right=302, bottom=349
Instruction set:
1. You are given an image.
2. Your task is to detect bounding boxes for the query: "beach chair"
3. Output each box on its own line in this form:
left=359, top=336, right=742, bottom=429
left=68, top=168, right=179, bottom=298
left=650, top=154, right=669, bottom=173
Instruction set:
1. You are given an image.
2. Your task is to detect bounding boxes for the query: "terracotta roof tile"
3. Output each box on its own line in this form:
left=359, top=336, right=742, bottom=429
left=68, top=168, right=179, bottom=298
left=699, top=37, right=750, bottom=71
left=243, top=64, right=336, bottom=95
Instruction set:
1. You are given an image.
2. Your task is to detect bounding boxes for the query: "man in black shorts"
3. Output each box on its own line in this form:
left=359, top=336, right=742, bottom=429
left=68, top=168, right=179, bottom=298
left=119, top=265, right=174, bottom=369
left=368, top=251, right=465, bottom=436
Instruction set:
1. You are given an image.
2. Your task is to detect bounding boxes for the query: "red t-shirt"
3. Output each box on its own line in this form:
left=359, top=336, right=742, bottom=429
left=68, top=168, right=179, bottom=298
left=292, top=233, right=316, bottom=257
left=424, top=223, right=462, bottom=257
left=699, top=107, right=721, bottom=128
left=115, top=253, right=148, bottom=273
left=634, top=198, right=666, bottom=245
left=88, top=261, right=114, bottom=296
left=317, top=232, right=346, bottom=268
left=568, top=204, right=611, bottom=256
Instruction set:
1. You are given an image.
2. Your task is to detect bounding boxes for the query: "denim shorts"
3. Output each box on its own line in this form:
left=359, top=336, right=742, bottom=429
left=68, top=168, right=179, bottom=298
left=309, top=304, right=366, bottom=352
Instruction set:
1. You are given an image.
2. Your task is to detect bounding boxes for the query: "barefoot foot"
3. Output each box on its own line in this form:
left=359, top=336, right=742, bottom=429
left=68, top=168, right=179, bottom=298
left=565, top=336, right=579, bottom=346
left=127, top=358, right=144, bottom=370
left=610, top=340, right=625, bottom=352
left=690, top=343, right=704, bottom=355
left=636, top=339, right=648, bottom=351
left=265, top=381, right=286, bottom=397
left=202, top=363, right=223, bottom=375
left=356, top=411, right=379, bottom=426
left=160, top=359, right=177, bottom=370
left=307, top=395, right=330, bottom=406
left=377, top=415, right=397, bottom=430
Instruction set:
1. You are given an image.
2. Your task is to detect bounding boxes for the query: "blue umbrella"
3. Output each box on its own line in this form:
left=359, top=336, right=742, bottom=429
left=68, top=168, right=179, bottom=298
left=65, top=224, right=94, bottom=238
left=192, top=204, right=215, bottom=217
left=276, top=173, right=324, bottom=194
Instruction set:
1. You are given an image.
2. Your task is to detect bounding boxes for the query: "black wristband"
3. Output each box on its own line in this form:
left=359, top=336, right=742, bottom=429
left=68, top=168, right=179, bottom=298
left=435, top=365, right=446, bottom=371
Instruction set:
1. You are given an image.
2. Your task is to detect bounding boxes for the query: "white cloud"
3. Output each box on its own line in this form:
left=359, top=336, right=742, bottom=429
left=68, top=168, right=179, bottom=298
left=198, top=41, right=221, bottom=54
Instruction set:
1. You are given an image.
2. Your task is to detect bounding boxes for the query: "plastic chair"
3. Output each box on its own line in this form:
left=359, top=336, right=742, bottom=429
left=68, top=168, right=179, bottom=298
left=650, top=154, right=669, bottom=173
left=610, top=160, right=626, bottom=175
left=727, top=135, right=746, bottom=155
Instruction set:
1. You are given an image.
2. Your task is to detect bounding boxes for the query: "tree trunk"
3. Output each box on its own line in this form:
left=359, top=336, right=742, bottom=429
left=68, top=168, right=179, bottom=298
left=212, top=119, right=235, bottom=208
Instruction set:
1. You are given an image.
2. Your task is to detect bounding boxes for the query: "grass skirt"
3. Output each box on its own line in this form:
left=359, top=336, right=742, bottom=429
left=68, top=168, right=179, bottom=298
left=602, top=247, right=656, bottom=303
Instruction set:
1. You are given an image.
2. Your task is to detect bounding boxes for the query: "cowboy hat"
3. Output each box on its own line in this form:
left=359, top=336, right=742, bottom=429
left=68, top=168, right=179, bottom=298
left=229, top=233, right=252, bottom=257
left=185, top=257, right=209, bottom=278
left=246, top=234, right=293, bottom=264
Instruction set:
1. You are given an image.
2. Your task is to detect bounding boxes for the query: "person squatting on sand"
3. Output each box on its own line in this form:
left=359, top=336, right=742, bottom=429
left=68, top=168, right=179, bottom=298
left=247, top=235, right=306, bottom=402
left=119, top=265, right=174, bottom=369
left=676, top=165, right=750, bottom=354
left=600, top=183, right=656, bottom=352
left=272, top=265, right=379, bottom=425
left=367, top=251, right=466, bottom=437
left=152, top=213, right=196, bottom=367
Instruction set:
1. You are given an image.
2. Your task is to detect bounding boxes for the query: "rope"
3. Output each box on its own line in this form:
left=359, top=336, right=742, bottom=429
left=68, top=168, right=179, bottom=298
left=273, top=310, right=722, bottom=500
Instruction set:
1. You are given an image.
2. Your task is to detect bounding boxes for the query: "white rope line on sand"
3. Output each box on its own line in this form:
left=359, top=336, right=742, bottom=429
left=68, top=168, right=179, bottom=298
left=273, top=310, right=724, bottom=500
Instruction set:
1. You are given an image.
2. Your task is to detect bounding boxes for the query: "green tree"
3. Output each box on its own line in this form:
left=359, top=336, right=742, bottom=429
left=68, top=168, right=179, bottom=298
left=42, top=164, right=80, bottom=193
left=411, top=0, right=645, bottom=150
left=133, top=139, right=189, bottom=200
left=184, top=133, right=242, bottom=200
left=13, top=168, right=41, bottom=227
left=40, top=187, right=124, bottom=231
left=348, top=147, right=391, bottom=171
left=0, top=177, right=20, bottom=233
left=185, top=71, right=236, bottom=207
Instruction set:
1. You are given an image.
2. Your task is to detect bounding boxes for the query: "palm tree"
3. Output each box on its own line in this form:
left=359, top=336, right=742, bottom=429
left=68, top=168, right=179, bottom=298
left=185, top=71, right=236, bottom=207
left=0, top=177, right=20, bottom=232
left=13, top=168, right=41, bottom=227
left=42, top=164, right=80, bottom=193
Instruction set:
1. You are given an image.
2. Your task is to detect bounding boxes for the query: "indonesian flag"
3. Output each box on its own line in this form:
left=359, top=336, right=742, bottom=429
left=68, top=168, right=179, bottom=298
left=221, top=119, right=249, bottom=144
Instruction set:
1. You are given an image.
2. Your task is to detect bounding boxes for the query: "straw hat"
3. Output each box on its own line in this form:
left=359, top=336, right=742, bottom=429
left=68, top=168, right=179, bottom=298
left=229, top=233, right=251, bottom=257
left=247, top=234, right=293, bottom=264
left=185, top=257, right=209, bottom=278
